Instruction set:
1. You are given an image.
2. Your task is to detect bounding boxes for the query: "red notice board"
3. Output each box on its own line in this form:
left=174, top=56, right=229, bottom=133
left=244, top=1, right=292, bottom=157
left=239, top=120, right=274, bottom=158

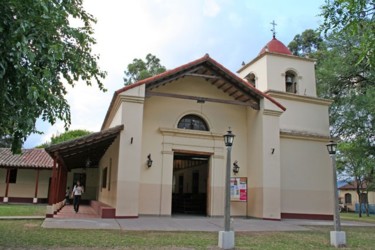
left=230, top=177, right=247, bottom=202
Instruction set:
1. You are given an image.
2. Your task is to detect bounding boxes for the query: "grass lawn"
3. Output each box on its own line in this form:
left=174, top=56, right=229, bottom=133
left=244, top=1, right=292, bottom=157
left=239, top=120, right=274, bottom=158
left=0, top=220, right=375, bottom=249
left=340, top=212, right=375, bottom=223
left=0, top=204, right=46, bottom=216
left=0, top=205, right=374, bottom=249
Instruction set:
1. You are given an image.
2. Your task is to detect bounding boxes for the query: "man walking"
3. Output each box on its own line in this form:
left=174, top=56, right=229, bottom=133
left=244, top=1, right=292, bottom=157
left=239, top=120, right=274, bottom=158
left=72, top=181, right=84, bottom=213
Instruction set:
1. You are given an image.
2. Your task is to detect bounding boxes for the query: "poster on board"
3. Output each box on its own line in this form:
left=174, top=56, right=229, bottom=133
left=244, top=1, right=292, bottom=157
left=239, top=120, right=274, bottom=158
left=230, top=177, right=247, bottom=202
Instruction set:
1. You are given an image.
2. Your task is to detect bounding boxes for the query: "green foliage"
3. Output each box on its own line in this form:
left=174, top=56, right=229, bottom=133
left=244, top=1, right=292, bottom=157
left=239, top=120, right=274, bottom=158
left=0, top=0, right=107, bottom=154
left=316, top=30, right=375, bottom=143
left=320, top=0, right=375, bottom=68
left=0, top=135, right=13, bottom=148
left=287, top=29, right=324, bottom=57
left=37, top=129, right=92, bottom=148
left=123, top=53, right=166, bottom=86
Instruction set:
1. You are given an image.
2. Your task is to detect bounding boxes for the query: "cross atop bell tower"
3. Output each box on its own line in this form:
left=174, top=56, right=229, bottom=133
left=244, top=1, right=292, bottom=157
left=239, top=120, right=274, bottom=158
left=270, top=20, right=277, bottom=38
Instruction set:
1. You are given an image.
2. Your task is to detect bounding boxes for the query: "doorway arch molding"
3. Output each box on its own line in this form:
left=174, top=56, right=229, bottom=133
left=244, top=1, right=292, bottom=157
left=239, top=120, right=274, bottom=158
left=158, top=127, right=226, bottom=216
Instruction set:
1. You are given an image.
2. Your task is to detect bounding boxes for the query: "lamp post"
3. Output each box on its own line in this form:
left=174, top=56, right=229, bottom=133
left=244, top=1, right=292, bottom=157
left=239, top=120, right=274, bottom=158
left=326, top=140, right=346, bottom=248
left=218, top=128, right=235, bottom=249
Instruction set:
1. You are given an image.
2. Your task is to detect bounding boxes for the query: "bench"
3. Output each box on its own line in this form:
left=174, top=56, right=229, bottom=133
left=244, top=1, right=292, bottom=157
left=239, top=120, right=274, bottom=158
left=90, top=200, right=116, bottom=218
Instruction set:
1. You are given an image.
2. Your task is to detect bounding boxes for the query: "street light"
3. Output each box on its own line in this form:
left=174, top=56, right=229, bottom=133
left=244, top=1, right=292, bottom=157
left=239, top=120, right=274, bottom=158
left=326, top=140, right=346, bottom=248
left=218, top=128, right=235, bottom=249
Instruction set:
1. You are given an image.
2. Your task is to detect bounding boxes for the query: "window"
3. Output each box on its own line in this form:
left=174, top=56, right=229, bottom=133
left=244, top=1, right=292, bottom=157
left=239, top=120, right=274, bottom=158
left=102, top=167, right=108, bottom=189
left=285, top=71, right=297, bottom=93
left=8, top=169, right=17, bottom=183
left=344, top=193, right=352, bottom=204
left=177, top=115, right=209, bottom=131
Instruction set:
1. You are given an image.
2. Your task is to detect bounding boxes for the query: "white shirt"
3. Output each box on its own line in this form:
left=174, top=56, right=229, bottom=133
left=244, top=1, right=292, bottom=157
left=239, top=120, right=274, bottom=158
left=73, top=185, right=84, bottom=196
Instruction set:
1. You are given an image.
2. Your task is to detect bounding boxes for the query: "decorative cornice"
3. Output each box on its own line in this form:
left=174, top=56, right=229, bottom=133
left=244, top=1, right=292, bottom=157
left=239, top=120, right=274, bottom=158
left=265, top=90, right=333, bottom=106
left=119, top=95, right=145, bottom=104
left=159, top=127, right=223, bottom=140
left=263, top=109, right=283, bottom=117
left=280, top=129, right=330, bottom=142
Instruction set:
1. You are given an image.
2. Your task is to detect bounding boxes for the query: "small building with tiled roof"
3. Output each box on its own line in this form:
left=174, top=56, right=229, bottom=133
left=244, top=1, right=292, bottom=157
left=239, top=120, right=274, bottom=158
left=42, top=36, right=333, bottom=220
left=0, top=148, right=53, bottom=203
left=338, top=181, right=375, bottom=213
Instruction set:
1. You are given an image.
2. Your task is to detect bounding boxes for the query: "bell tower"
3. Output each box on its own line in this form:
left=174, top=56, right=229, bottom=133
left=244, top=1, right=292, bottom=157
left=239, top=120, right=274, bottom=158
left=237, top=26, right=317, bottom=98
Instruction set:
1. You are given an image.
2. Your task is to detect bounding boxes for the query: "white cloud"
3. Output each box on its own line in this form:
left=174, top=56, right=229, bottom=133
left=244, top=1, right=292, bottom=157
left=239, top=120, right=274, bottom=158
left=23, top=0, right=325, bottom=148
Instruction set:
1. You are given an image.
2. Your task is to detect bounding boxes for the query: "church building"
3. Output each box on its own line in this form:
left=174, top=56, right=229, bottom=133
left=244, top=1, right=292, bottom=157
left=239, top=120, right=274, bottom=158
left=42, top=36, right=334, bottom=220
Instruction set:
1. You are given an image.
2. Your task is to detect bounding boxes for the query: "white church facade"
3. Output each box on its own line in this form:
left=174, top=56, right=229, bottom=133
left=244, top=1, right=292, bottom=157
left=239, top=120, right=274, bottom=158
left=42, top=36, right=334, bottom=220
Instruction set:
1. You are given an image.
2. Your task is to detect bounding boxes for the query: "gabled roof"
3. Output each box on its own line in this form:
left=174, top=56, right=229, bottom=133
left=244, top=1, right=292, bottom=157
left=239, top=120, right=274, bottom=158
left=0, top=148, right=53, bottom=169
left=45, top=125, right=123, bottom=170
left=102, top=54, right=285, bottom=129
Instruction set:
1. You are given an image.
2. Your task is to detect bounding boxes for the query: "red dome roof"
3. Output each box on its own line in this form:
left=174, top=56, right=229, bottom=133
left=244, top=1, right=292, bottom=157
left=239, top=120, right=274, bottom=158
left=259, top=37, right=292, bottom=55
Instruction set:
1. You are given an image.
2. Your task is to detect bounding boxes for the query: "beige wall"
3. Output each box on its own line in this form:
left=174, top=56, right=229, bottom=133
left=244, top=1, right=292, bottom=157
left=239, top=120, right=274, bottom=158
left=280, top=138, right=332, bottom=215
left=269, top=93, right=331, bottom=136
left=138, top=77, right=251, bottom=217
left=339, top=190, right=375, bottom=211
left=98, top=136, right=120, bottom=207
left=239, top=54, right=317, bottom=97
left=0, top=168, right=51, bottom=199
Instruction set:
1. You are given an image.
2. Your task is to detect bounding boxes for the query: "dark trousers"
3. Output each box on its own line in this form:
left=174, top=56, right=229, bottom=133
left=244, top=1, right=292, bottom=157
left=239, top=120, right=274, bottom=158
left=73, top=195, right=81, bottom=212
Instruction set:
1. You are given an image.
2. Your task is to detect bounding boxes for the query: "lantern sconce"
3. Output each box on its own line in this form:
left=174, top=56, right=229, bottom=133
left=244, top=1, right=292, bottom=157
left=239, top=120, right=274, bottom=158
left=147, top=154, right=153, bottom=168
left=233, top=160, right=240, bottom=175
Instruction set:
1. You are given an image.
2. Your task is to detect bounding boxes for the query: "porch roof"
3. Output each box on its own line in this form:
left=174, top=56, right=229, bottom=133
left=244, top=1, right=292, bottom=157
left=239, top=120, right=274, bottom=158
left=45, top=125, right=123, bottom=170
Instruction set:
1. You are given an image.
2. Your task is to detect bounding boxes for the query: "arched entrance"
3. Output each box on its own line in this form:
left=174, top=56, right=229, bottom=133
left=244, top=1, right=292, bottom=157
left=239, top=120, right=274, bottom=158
left=172, top=153, right=209, bottom=215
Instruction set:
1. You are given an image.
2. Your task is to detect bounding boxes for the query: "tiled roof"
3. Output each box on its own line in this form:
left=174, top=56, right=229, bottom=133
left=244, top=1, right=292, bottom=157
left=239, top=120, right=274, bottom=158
left=0, top=148, right=53, bottom=169
left=259, top=37, right=292, bottom=56
left=339, top=181, right=368, bottom=190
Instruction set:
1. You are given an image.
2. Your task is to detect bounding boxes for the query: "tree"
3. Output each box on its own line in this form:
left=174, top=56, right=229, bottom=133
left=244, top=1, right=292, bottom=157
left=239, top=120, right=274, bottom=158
left=316, top=30, right=375, bottom=145
left=337, top=138, right=374, bottom=217
left=289, top=27, right=375, bottom=217
left=320, top=0, right=375, bottom=68
left=0, top=0, right=106, bottom=154
left=123, top=53, right=166, bottom=86
left=287, top=29, right=324, bottom=57
left=0, top=135, right=13, bottom=148
left=37, top=129, right=92, bottom=148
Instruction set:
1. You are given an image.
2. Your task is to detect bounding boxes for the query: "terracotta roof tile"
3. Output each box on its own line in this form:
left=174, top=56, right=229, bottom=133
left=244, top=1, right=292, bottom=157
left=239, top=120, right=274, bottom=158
left=0, top=148, right=53, bottom=169
left=259, top=37, right=292, bottom=56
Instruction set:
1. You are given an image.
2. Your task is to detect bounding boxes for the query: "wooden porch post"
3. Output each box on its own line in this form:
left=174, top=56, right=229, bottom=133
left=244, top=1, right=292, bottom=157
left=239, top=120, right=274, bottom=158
left=33, top=169, right=40, bottom=203
left=55, top=161, right=63, bottom=203
left=49, top=157, right=57, bottom=205
left=3, top=168, right=10, bottom=202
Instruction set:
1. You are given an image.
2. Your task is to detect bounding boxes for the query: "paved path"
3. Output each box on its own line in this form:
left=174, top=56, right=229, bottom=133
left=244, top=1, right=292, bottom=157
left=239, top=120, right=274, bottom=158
left=41, top=215, right=375, bottom=232
left=3, top=205, right=373, bottom=232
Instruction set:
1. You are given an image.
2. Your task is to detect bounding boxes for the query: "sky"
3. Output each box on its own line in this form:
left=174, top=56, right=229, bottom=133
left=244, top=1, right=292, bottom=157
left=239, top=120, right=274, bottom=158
left=24, top=0, right=326, bottom=148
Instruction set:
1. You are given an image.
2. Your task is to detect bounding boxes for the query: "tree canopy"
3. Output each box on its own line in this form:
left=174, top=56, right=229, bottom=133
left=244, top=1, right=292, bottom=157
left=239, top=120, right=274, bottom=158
left=320, top=0, right=375, bottom=68
left=288, top=29, right=324, bottom=58
left=0, top=0, right=106, bottom=153
left=123, top=53, right=166, bottom=86
left=37, top=129, right=92, bottom=148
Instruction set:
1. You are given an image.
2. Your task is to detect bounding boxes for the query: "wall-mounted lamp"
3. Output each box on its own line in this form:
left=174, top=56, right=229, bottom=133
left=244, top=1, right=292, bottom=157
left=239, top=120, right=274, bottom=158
left=147, top=154, right=153, bottom=168
left=85, top=158, right=91, bottom=168
left=271, top=148, right=275, bottom=154
left=232, top=160, right=240, bottom=175
left=130, top=137, right=133, bottom=144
